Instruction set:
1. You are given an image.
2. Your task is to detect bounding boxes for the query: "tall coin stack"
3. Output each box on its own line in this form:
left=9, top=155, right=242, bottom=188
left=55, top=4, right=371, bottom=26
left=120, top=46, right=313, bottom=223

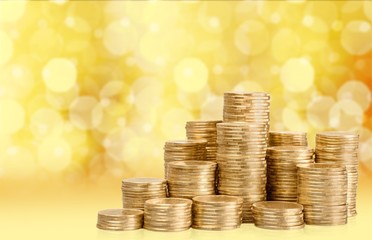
left=192, top=195, right=243, bottom=230
left=163, top=139, right=207, bottom=178
left=269, top=131, right=308, bottom=146
left=297, top=163, right=348, bottom=225
left=96, top=209, right=144, bottom=231
left=144, top=198, right=192, bottom=232
left=266, top=146, right=314, bottom=202
left=252, top=201, right=304, bottom=230
left=122, top=178, right=167, bottom=209
left=315, top=132, right=359, bottom=217
left=167, top=161, right=217, bottom=199
left=186, top=120, right=222, bottom=161
left=223, top=92, right=271, bottom=126
left=216, top=122, right=267, bottom=223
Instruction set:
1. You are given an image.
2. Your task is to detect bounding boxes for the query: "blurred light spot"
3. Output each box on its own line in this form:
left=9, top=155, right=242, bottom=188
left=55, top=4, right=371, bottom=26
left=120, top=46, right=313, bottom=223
left=271, top=28, right=301, bottom=62
left=201, top=95, right=223, bottom=120
left=30, top=108, right=64, bottom=139
left=364, top=1, right=372, bottom=22
left=161, top=108, right=193, bottom=139
left=235, top=20, right=269, bottom=56
left=341, top=20, right=372, bottom=55
left=282, top=107, right=308, bottom=131
left=103, top=20, right=138, bottom=56
left=100, top=80, right=124, bottom=98
left=0, top=30, right=13, bottom=65
left=46, top=85, right=79, bottom=110
left=0, top=0, right=26, bottom=23
left=233, top=80, right=264, bottom=93
left=174, top=58, right=208, bottom=93
left=38, top=138, right=72, bottom=172
left=337, top=80, right=371, bottom=111
left=329, top=99, right=364, bottom=130
left=69, top=96, right=103, bottom=130
left=302, top=15, right=314, bottom=27
left=0, top=146, right=36, bottom=178
left=0, top=99, right=25, bottom=134
left=270, top=13, right=281, bottom=24
left=42, top=58, right=77, bottom=92
left=280, top=58, right=314, bottom=92
left=307, top=96, right=335, bottom=129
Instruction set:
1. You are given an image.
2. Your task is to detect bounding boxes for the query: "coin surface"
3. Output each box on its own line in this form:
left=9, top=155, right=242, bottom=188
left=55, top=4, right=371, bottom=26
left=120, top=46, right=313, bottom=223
left=97, top=208, right=143, bottom=231
left=144, top=198, right=192, bottom=232
left=251, top=201, right=304, bottom=230
left=122, top=177, right=167, bottom=210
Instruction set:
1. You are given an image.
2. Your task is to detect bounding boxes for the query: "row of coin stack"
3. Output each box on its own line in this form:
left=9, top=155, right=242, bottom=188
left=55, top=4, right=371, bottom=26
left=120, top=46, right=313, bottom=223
left=96, top=92, right=359, bottom=231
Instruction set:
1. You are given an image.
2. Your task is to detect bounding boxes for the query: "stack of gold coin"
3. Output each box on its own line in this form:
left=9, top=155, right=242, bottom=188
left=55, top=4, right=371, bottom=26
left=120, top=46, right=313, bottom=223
left=96, top=209, right=143, bottom=231
left=164, top=139, right=207, bottom=177
left=315, top=132, right=359, bottom=217
left=252, top=201, right=304, bottom=230
left=269, top=131, right=308, bottom=146
left=144, top=198, right=192, bottom=232
left=167, top=161, right=217, bottom=199
left=122, top=178, right=167, bottom=209
left=216, top=122, right=267, bottom=223
left=297, top=163, right=348, bottom=225
left=223, top=92, right=270, bottom=124
left=186, top=120, right=222, bottom=161
left=266, top=146, right=314, bottom=202
left=192, top=195, right=243, bottom=230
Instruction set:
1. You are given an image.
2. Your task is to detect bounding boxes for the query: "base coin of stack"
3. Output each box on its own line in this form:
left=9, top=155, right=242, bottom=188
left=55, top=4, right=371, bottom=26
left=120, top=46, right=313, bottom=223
left=186, top=120, right=222, bottom=161
left=122, top=178, right=167, bottom=210
left=297, top=163, right=348, bottom=225
left=268, top=131, right=308, bottom=146
left=97, top=209, right=143, bottom=231
left=315, top=132, right=359, bottom=217
left=192, top=195, right=243, bottom=230
left=216, top=122, right=267, bottom=223
left=144, top=198, right=192, bottom=232
left=164, top=139, right=207, bottom=178
left=252, top=201, right=304, bottom=230
left=167, top=161, right=217, bottom=199
left=266, top=146, right=314, bottom=202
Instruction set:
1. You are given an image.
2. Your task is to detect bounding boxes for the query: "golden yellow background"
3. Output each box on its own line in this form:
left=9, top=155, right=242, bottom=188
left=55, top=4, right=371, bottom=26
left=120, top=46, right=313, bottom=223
left=0, top=0, right=371, bottom=239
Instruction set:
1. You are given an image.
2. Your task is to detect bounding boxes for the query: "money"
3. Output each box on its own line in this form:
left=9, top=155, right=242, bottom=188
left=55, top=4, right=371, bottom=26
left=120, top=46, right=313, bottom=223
left=297, top=163, right=348, bottom=225
left=216, top=122, right=267, bottom=223
left=251, top=201, right=304, bottom=230
left=266, top=146, right=314, bottom=202
left=164, top=139, right=207, bottom=178
left=315, top=131, right=359, bottom=217
left=167, top=161, right=217, bottom=199
left=186, top=120, right=222, bottom=162
left=223, top=92, right=270, bottom=125
left=269, top=131, right=308, bottom=146
left=96, top=208, right=143, bottom=231
left=144, top=198, right=192, bottom=232
left=122, top=178, right=167, bottom=209
left=192, top=195, right=243, bottom=230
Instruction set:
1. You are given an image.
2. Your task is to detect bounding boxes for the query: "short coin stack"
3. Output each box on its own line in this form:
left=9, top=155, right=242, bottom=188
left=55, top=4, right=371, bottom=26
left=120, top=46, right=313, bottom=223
left=315, top=132, right=359, bottom=217
left=186, top=120, right=222, bottom=161
left=252, top=201, right=304, bottom=230
left=167, top=161, right=217, bottom=199
left=97, top=209, right=144, bottom=231
left=164, top=140, right=207, bottom=178
left=192, top=195, right=243, bottom=230
left=144, top=198, right=192, bottom=232
left=297, top=163, right=348, bottom=225
left=266, top=146, right=314, bottom=202
left=216, top=122, right=267, bottom=223
left=269, top=131, right=308, bottom=146
left=122, top=178, right=167, bottom=209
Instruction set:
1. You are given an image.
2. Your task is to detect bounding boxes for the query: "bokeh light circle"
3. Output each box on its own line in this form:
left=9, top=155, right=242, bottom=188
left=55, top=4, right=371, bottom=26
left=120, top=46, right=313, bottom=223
left=38, top=138, right=72, bottom=172
left=337, top=80, right=371, bottom=111
left=280, top=58, right=314, bottom=92
left=341, top=20, right=372, bottom=55
left=0, top=99, right=25, bottom=134
left=235, top=20, right=270, bottom=56
left=42, top=58, right=77, bottom=92
left=0, top=30, right=13, bottom=65
left=174, top=58, right=209, bottom=93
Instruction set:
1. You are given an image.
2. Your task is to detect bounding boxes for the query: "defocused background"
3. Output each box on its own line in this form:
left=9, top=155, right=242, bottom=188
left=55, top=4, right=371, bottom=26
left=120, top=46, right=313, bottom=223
left=0, top=1, right=371, bottom=239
